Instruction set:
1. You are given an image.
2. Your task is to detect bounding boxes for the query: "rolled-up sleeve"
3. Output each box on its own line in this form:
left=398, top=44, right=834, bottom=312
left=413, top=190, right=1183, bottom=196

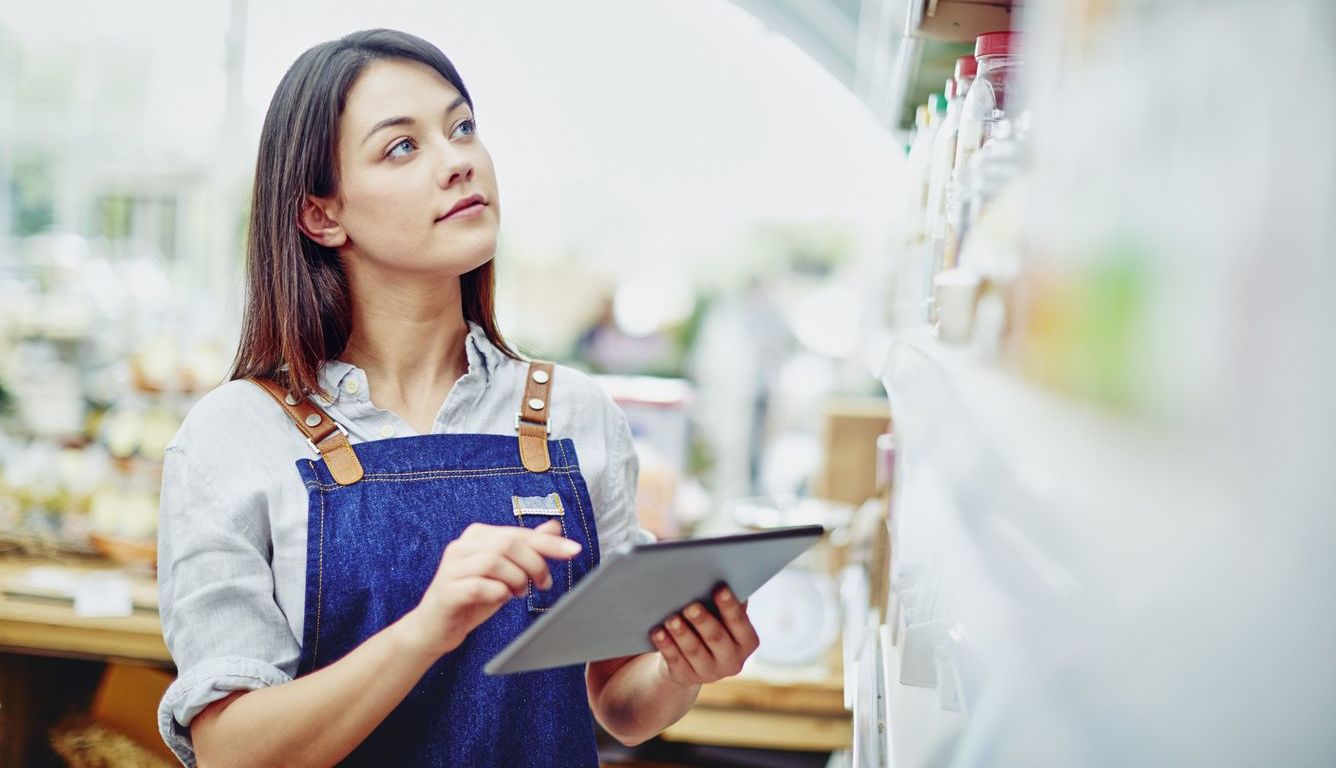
left=156, top=444, right=300, bottom=767
left=594, top=398, right=656, bottom=553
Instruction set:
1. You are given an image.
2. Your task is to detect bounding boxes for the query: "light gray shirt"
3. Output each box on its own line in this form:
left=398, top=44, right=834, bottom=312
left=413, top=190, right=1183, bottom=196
left=155, top=321, right=641, bottom=767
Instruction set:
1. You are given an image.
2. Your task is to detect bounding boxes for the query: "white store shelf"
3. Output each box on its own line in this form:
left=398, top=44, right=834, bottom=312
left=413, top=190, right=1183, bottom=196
left=879, top=624, right=962, bottom=768
left=864, top=325, right=1250, bottom=764
left=874, top=326, right=1230, bottom=608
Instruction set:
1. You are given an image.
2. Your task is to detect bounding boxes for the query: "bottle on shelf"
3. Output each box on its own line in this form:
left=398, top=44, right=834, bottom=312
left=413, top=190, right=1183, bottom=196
left=944, top=31, right=1024, bottom=272
left=925, top=56, right=978, bottom=279
left=893, top=96, right=947, bottom=326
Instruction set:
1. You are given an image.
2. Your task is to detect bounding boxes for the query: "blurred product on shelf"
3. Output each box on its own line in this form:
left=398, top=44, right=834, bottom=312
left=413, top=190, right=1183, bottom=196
left=0, top=233, right=226, bottom=557
left=892, top=99, right=946, bottom=327
left=937, top=33, right=1028, bottom=346
left=811, top=396, right=890, bottom=507
left=925, top=55, right=978, bottom=279
left=951, top=31, right=1024, bottom=209
left=932, top=267, right=981, bottom=344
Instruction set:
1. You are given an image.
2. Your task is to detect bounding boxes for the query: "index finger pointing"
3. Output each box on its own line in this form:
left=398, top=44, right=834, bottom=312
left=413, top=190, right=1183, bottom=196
left=513, top=526, right=582, bottom=559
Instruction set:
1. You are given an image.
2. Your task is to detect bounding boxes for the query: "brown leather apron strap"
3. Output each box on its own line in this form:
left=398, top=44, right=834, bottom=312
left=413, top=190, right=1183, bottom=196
left=247, top=377, right=365, bottom=486
left=517, top=361, right=555, bottom=473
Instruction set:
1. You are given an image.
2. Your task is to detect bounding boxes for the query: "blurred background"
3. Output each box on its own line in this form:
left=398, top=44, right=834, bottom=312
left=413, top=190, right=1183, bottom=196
left=0, top=0, right=1333, bottom=767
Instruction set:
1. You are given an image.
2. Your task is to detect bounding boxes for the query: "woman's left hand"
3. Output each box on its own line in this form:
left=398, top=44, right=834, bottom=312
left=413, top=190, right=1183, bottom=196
left=649, top=585, right=760, bottom=686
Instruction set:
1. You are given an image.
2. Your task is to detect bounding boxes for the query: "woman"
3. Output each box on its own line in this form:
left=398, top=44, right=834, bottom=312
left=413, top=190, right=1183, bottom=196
left=156, top=29, right=760, bottom=767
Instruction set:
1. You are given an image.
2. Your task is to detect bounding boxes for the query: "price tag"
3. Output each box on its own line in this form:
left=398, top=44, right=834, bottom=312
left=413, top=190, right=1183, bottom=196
left=74, top=577, right=134, bottom=618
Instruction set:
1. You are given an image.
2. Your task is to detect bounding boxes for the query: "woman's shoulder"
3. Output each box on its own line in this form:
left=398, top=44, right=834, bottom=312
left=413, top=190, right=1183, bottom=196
left=489, top=356, right=624, bottom=434
left=168, top=379, right=299, bottom=459
left=550, top=362, right=608, bottom=401
left=545, top=361, right=621, bottom=420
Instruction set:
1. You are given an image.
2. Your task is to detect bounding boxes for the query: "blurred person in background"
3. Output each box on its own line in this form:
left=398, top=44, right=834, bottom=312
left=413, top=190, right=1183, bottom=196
left=155, top=29, right=759, bottom=767
left=574, top=293, right=674, bottom=375
left=689, top=275, right=794, bottom=502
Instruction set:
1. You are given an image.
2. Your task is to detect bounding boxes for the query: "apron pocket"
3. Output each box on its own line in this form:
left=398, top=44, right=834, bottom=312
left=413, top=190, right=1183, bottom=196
left=511, top=493, right=571, bottom=612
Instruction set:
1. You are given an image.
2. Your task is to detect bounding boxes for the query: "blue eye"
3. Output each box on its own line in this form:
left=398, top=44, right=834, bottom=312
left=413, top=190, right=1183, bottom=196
left=386, top=138, right=416, bottom=159
left=452, top=118, right=477, bottom=139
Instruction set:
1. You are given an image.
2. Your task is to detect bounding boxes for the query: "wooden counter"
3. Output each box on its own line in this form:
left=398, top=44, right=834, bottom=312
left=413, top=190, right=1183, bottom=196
left=0, top=556, right=170, bottom=666
left=1, top=557, right=850, bottom=754
left=661, top=667, right=851, bottom=752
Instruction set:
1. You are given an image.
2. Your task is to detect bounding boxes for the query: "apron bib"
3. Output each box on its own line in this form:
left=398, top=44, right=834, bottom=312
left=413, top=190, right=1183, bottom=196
left=251, top=361, right=602, bottom=767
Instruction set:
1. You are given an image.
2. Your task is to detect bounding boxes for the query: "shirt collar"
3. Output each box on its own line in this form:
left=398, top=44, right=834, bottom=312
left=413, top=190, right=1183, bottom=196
left=314, top=321, right=497, bottom=407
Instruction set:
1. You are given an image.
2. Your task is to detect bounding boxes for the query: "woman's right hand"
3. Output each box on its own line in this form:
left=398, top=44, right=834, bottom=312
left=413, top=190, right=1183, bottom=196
left=404, top=519, right=581, bottom=657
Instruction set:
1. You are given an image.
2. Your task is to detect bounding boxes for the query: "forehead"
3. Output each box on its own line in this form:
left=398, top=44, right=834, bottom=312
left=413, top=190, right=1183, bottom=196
left=343, top=58, right=461, bottom=127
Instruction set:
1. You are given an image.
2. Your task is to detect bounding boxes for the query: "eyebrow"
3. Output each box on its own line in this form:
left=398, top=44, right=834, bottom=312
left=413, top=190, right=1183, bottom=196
left=361, top=95, right=469, bottom=145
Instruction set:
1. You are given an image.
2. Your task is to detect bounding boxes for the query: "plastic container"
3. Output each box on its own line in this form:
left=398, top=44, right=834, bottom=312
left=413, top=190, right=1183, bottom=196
left=953, top=31, right=1022, bottom=174
left=923, top=55, right=978, bottom=288
left=945, top=32, right=1022, bottom=269
left=894, top=97, right=948, bottom=324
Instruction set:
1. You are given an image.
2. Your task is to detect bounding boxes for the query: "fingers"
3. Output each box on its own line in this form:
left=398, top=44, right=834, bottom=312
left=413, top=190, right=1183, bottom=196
left=456, top=521, right=581, bottom=562
left=520, top=525, right=583, bottom=560
left=456, top=551, right=532, bottom=597
left=713, top=586, right=760, bottom=654
left=447, top=521, right=580, bottom=593
left=458, top=576, right=512, bottom=606
left=660, top=613, right=714, bottom=680
left=649, top=625, right=699, bottom=684
left=650, top=587, right=762, bottom=685
left=681, top=602, right=747, bottom=675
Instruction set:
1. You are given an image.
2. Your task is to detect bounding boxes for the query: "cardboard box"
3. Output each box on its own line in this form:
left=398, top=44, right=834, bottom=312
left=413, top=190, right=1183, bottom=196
left=811, top=396, right=891, bottom=506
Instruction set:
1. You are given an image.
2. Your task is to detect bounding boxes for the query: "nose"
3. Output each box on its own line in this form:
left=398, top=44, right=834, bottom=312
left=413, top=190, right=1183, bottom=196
left=434, top=141, right=473, bottom=189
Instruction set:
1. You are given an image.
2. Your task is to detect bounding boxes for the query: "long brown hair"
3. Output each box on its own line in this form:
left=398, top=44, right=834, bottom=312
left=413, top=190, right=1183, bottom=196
left=229, top=29, right=520, bottom=398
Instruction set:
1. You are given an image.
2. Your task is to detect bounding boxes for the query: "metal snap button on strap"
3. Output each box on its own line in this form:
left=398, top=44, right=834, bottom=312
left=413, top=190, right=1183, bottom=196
left=246, top=377, right=365, bottom=486
left=518, top=360, right=554, bottom=473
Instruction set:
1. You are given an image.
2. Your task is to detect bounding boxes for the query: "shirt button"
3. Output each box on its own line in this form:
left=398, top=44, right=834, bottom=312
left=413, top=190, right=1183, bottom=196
left=380, top=425, right=396, bottom=438
left=345, top=380, right=360, bottom=394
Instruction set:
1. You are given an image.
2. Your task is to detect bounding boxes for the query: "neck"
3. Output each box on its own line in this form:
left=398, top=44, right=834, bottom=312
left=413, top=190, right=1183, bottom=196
left=338, top=259, right=471, bottom=411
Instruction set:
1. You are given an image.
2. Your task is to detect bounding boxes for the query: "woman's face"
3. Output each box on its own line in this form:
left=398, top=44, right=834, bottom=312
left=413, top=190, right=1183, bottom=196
left=322, top=58, right=500, bottom=276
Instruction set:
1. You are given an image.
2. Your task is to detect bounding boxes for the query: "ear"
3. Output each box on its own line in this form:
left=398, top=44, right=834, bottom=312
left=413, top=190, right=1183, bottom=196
left=298, top=195, right=348, bottom=248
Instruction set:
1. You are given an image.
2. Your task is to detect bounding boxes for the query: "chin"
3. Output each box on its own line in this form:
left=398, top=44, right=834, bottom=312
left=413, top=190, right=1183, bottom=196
left=428, top=249, right=496, bottom=277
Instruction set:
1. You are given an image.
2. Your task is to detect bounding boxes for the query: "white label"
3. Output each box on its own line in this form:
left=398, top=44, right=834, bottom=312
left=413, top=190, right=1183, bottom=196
left=74, top=577, right=134, bottom=618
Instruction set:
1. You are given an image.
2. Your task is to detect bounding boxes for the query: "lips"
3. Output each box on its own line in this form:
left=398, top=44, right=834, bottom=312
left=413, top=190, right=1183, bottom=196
left=439, top=194, right=486, bottom=220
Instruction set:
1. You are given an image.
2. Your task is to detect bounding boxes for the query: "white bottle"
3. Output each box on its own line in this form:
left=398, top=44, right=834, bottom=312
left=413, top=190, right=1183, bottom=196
left=894, top=96, right=947, bottom=325
left=925, top=56, right=978, bottom=279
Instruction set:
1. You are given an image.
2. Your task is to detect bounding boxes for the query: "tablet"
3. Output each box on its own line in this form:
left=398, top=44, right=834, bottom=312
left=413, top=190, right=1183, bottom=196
left=484, top=524, right=825, bottom=675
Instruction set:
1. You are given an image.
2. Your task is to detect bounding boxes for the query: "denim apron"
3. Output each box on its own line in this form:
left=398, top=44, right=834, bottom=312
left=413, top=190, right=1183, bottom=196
left=251, top=362, right=602, bottom=767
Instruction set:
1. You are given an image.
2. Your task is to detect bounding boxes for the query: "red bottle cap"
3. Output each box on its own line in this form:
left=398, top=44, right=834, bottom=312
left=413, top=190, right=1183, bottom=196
left=954, top=55, right=978, bottom=80
left=975, top=31, right=1018, bottom=58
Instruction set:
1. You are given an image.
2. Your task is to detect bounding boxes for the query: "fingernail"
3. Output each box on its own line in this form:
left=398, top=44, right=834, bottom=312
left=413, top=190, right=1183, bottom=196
left=668, top=618, right=682, bottom=631
left=719, top=589, right=734, bottom=604
left=686, top=604, right=702, bottom=619
left=563, top=541, right=581, bottom=555
left=652, top=630, right=666, bottom=642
